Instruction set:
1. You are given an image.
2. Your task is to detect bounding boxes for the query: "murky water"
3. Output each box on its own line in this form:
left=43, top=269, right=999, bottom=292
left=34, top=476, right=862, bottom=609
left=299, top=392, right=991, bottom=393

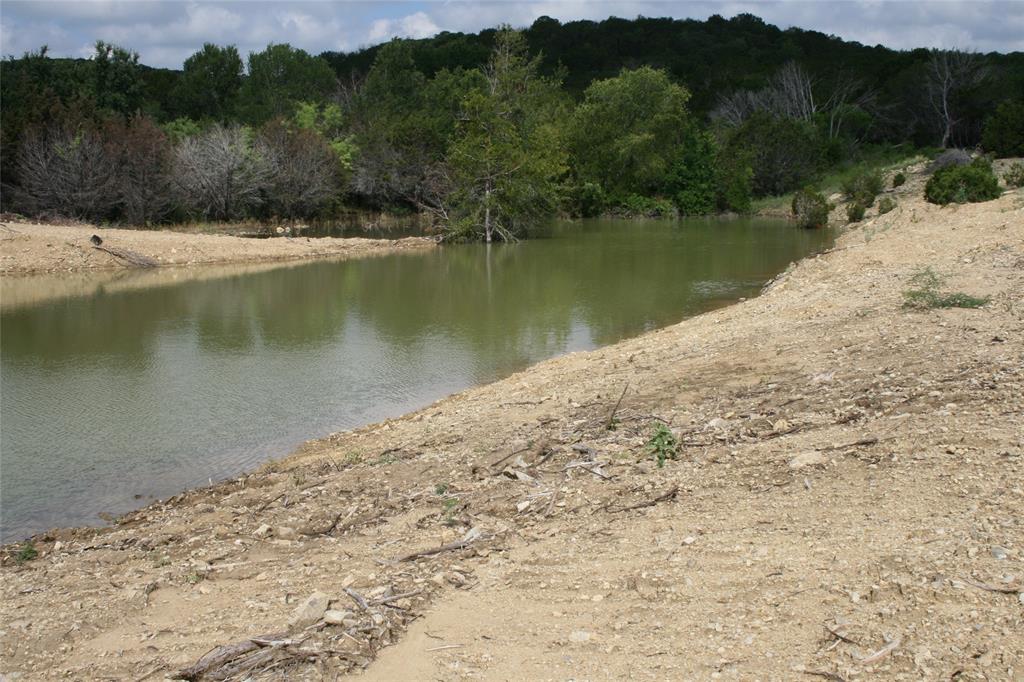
left=0, top=218, right=831, bottom=540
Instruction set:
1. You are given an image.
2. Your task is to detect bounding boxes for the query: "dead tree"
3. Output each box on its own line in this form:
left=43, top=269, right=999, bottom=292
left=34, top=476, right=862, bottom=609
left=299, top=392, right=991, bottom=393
left=926, top=49, right=988, bottom=148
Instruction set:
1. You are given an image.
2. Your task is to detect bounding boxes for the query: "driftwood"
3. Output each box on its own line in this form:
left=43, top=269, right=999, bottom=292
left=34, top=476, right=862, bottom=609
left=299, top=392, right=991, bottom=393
left=397, top=527, right=485, bottom=562
left=174, top=631, right=288, bottom=680
left=92, top=244, right=158, bottom=268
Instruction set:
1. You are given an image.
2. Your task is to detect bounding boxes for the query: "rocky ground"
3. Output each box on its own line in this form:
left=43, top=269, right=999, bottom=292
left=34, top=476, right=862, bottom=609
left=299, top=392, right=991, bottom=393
left=1, top=163, right=1022, bottom=681
left=0, top=220, right=434, bottom=276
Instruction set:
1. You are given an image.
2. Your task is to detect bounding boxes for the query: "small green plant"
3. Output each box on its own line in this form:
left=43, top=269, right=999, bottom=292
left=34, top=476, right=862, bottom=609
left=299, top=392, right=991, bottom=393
left=878, top=197, right=896, bottom=215
left=646, top=423, right=679, bottom=468
left=15, top=541, right=38, bottom=563
left=846, top=202, right=866, bottom=223
left=185, top=569, right=205, bottom=585
left=892, top=172, right=906, bottom=188
left=440, top=496, right=461, bottom=526
left=791, top=188, right=829, bottom=229
left=925, top=158, right=1001, bottom=205
left=434, top=482, right=450, bottom=496
left=902, top=267, right=991, bottom=310
left=1004, top=162, right=1024, bottom=188
left=372, top=452, right=397, bottom=466
left=342, top=451, right=362, bottom=466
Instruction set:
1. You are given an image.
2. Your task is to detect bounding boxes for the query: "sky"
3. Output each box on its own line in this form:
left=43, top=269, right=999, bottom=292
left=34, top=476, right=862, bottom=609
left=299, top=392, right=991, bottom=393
left=1, top=0, right=1022, bottom=69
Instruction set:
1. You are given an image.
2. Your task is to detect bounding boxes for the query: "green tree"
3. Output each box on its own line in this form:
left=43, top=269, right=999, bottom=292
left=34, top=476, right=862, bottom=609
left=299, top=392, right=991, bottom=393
left=239, top=44, right=336, bottom=124
left=981, top=100, right=1024, bottom=157
left=444, top=29, right=567, bottom=242
left=175, top=44, right=243, bottom=121
left=569, top=67, right=691, bottom=198
left=92, top=41, right=144, bottom=116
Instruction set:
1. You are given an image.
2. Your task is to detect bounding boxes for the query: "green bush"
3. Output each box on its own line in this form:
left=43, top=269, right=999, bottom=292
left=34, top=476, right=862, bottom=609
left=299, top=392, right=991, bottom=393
left=723, top=112, right=821, bottom=197
left=981, top=100, right=1024, bottom=157
left=1004, top=162, right=1024, bottom=188
left=924, top=158, right=1001, bottom=205
left=846, top=202, right=866, bottom=223
left=841, top=168, right=883, bottom=206
left=878, top=197, right=896, bottom=214
left=612, top=194, right=677, bottom=218
left=892, top=172, right=906, bottom=188
left=791, top=188, right=829, bottom=229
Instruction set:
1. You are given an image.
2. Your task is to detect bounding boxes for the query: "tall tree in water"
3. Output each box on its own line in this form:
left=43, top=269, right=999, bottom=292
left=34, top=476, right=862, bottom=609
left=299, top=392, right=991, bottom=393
left=445, top=29, right=567, bottom=242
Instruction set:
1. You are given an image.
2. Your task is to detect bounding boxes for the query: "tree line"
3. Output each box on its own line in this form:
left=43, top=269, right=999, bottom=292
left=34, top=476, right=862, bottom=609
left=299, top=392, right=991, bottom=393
left=1, top=14, right=1022, bottom=240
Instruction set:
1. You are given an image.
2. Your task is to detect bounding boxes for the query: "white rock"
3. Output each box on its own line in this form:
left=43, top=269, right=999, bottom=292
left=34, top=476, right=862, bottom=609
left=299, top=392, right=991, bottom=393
left=789, top=451, right=826, bottom=469
left=289, top=591, right=329, bottom=629
left=569, top=630, right=592, bottom=643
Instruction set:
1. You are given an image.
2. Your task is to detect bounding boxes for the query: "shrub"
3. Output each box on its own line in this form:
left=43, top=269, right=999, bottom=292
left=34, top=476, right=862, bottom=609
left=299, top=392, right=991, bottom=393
left=15, top=541, right=38, bottom=563
left=841, top=168, right=883, bottom=206
left=846, top=202, right=866, bottom=223
left=981, top=100, right=1024, bottom=157
left=611, top=194, right=677, bottom=218
left=924, top=158, right=1001, bottom=205
left=791, top=188, right=829, bottom=229
left=892, top=172, right=906, bottom=188
left=1004, top=162, right=1024, bottom=188
left=878, top=197, right=896, bottom=214
left=723, top=112, right=821, bottom=196
left=646, top=423, right=678, bottom=468
left=258, top=120, right=341, bottom=219
left=106, top=115, right=175, bottom=225
left=569, top=181, right=606, bottom=217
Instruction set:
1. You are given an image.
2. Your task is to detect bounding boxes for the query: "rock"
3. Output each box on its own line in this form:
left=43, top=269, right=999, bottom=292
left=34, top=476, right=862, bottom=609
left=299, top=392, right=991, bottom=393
left=789, top=451, right=826, bottom=469
left=569, top=630, right=592, bottom=643
left=706, top=417, right=730, bottom=430
left=323, top=609, right=353, bottom=625
left=288, top=591, right=329, bottom=629
left=682, top=536, right=696, bottom=546
left=990, top=546, right=1009, bottom=560
left=275, top=526, right=297, bottom=540
left=254, top=524, right=271, bottom=538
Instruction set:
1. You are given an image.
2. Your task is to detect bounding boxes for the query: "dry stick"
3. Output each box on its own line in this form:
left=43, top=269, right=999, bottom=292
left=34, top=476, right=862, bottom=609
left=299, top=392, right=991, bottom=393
left=802, top=671, right=847, bottom=682
left=608, top=485, right=679, bottom=513
left=371, top=590, right=422, bottom=606
left=605, top=382, right=630, bottom=430
left=305, top=504, right=359, bottom=537
left=962, top=578, right=1022, bottom=594
left=857, top=637, right=901, bottom=665
left=344, top=587, right=371, bottom=611
left=489, top=446, right=531, bottom=469
left=425, top=644, right=463, bottom=652
left=816, top=436, right=880, bottom=452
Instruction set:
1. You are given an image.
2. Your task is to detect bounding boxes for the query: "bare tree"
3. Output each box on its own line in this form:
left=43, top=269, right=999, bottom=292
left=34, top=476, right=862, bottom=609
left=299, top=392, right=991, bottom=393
left=172, top=124, right=270, bottom=220
left=108, top=115, right=175, bottom=225
left=926, top=49, right=988, bottom=148
left=258, top=122, right=340, bottom=219
left=14, top=121, right=119, bottom=220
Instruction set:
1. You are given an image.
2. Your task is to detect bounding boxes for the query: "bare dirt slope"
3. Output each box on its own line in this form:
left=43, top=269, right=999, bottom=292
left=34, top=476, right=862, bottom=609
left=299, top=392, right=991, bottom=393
left=0, top=221, right=434, bottom=276
left=1, top=169, right=1022, bottom=681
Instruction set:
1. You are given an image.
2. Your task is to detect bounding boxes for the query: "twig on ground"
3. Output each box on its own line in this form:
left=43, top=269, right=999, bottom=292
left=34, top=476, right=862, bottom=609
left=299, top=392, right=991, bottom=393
left=857, top=636, right=901, bottom=665
left=397, top=527, right=487, bottom=562
left=607, top=485, right=679, bottom=513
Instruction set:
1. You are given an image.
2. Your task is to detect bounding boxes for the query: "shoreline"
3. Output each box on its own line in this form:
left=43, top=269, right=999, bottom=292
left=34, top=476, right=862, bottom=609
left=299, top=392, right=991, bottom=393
left=0, top=220, right=435, bottom=277
left=1, top=171, right=1022, bottom=679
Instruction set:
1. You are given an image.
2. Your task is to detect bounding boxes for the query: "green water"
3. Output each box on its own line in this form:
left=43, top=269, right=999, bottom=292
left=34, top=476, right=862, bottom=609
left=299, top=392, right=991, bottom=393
left=0, top=218, right=831, bottom=540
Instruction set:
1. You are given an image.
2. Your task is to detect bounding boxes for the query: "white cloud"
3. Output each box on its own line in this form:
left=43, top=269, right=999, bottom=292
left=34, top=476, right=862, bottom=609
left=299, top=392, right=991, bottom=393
left=367, top=11, right=440, bottom=43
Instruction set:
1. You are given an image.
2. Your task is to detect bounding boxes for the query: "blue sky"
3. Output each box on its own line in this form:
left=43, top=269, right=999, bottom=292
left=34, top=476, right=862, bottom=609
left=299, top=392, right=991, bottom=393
left=1, top=1, right=1022, bottom=68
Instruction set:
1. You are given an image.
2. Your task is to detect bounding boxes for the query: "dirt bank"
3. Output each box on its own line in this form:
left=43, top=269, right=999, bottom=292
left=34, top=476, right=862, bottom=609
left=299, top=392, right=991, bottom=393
left=0, top=221, right=434, bottom=276
left=1, top=166, right=1022, bottom=681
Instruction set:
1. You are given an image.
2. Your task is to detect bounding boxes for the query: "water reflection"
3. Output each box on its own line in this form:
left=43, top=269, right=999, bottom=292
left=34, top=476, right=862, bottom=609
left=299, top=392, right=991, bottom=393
left=0, top=217, right=830, bottom=540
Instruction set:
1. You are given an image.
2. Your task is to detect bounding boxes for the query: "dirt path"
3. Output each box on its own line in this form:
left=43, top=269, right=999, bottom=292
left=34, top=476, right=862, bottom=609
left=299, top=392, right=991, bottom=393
left=0, top=221, right=434, bottom=276
left=1, top=167, right=1022, bottom=681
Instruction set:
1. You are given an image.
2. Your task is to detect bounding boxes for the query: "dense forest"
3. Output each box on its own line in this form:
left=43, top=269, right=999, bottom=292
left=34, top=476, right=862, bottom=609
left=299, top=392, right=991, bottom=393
left=2, top=13, right=1022, bottom=240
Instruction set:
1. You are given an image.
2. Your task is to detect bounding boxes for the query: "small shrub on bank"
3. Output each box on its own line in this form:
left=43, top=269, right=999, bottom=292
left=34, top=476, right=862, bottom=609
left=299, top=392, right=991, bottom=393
left=902, top=267, right=990, bottom=310
left=16, top=541, right=38, bottom=563
left=611, top=194, right=677, bottom=218
left=925, top=158, right=1001, bottom=205
left=846, top=201, right=866, bottom=223
left=646, top=423, right=678, bottom=468
left=1004, top=162, right=1024, bottom=188
left=878, top=197, right=896, bottom=214
left=841, top=168, right=883, bottom=206
left=791, top=188, right=829, bottom=229
left=892, top=172, right=906, bottom=188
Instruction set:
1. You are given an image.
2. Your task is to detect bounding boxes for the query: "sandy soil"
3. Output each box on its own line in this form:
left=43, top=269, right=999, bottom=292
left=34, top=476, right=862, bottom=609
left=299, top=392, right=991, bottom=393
left=1, top=164, right=1022, bottom=681
left=0, top=221, right=434, bottom=276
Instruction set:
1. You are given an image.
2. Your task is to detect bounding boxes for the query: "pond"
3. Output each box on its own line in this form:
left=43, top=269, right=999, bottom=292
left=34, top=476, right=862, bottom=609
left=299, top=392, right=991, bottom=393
left=0, top=217, right=832, bottom=541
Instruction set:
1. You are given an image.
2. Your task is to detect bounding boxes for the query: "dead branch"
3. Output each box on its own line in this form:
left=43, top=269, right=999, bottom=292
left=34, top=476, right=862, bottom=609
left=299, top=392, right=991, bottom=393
left=174, top=631, right=288, bottom=680
left=92, top=244, right=158, bottom=268
left=605, top=382, right=630, bottom=430
left=607, top=485, right=679, bottom=513
left=397, top=527, right=486, bottom=562
left=857, top=636, right=901, bottom=665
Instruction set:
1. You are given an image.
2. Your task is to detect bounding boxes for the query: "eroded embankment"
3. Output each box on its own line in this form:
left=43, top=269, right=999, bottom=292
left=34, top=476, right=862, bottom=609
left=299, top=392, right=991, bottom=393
left=1, top=169, right=1022, bottom=680
left=0, top=221, right=434, bottom=276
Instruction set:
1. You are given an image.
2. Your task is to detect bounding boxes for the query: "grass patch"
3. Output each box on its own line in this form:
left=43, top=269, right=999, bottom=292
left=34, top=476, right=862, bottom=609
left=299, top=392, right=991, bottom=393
left=902, top=267, right=990, bottom=310
left=15, top=541, right=38, bottom=563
